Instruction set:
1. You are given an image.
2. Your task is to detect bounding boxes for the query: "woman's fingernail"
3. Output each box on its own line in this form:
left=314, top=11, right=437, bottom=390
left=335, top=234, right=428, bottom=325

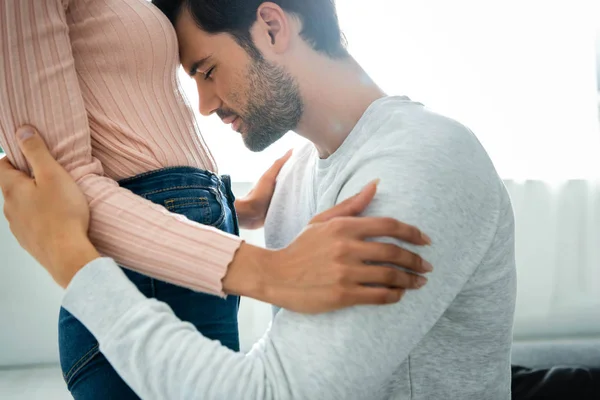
left=422, top=260, right=434, bottom=272
left=421, top=232, right=432, bottom=245
left=371, top=178, right=381, bottom=186
left=17, top=127, right=35, bottom=142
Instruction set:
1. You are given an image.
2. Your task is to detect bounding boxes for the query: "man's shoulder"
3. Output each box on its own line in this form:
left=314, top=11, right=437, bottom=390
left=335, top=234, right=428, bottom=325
left=366, top=101, right=488, bottom=163
left=350, top=103, right=500, bottom=189
left=336, top=102, right=508, bottom=232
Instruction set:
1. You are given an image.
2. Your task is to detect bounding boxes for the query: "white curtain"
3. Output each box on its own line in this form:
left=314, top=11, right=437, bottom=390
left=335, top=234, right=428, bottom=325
left=508, top=180, right=600, bottom=339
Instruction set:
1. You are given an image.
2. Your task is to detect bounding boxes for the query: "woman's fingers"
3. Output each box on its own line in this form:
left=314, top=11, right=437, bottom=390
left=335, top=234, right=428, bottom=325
left=351, top=241, right=433, bottom=273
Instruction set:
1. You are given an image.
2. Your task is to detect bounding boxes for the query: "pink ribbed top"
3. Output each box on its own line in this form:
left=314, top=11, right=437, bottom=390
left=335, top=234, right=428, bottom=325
left=0, top=0, right=243, bottom=295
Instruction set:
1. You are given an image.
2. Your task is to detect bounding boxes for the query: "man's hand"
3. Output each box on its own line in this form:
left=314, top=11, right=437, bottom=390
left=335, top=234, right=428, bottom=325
left=235, top=150, right=292, bottom=229
left=0, top=126, right=99, bottom=288
left=223, top=180, right=434, bottom=313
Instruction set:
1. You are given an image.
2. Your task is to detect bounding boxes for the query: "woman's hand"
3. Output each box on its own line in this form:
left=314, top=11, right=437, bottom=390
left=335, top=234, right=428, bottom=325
left=235, top=150, right=292, bottom=230
left=0, top=126, right=99, bottom=288
left=223, top=181, right=433, bottom=313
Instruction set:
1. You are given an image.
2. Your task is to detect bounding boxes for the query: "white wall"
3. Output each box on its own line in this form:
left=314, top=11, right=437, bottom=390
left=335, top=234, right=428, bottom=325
left=0, top=194, right=66, bottom=366
left=2, top=181, right=600, bottom=367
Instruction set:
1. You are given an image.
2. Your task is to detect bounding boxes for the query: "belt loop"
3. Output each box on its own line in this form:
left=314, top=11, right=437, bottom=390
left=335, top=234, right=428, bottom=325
left=221, top=175, right=240, bottom=236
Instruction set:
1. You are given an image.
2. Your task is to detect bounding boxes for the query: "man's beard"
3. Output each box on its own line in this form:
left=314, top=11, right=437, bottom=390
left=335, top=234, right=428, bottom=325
left=240, top=57, right=304, bottom=152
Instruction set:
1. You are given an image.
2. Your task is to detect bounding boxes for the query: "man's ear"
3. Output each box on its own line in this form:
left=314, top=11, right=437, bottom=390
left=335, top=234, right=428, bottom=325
left=254, top=2, right=292, bottom=54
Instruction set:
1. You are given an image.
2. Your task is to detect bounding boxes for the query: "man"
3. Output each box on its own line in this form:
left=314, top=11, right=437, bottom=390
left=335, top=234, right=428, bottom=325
left=0, top=1, right=517, bottom=399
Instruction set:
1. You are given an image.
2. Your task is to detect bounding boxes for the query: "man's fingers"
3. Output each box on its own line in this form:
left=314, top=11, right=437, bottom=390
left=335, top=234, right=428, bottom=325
left=276, top=149, right=293, bottom=166
left=353, top=242, right=433, bottom=273
left=341, top=217, right=431, bottom=245
left=0, top=157, right=15, bottom=177
left=310, top=179, right=379, bottom=223
left=0, top=157, right=29, bottom=198
left=262, top=149, right=293, bottom=182
left=16, top=126, right=58, bottom=176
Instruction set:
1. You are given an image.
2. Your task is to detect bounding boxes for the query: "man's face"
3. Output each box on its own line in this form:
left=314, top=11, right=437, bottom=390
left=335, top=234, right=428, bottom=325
left=175, top=9, right=304, bottom=152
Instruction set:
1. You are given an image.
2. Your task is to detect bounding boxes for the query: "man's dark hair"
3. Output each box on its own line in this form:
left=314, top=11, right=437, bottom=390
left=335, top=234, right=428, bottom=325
left=152, top=0, right=348, bottom=59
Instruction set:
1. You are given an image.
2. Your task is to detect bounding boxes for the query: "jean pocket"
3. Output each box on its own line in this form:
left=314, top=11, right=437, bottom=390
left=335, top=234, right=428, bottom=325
left=164, top=197, right=213, bottom=225
left=144, top=187, right=225, bottom=227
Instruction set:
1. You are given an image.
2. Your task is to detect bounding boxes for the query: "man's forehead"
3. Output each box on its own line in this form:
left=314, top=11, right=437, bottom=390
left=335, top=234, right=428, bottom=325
left=176, top=13, right=219, bottom=47
left=175, top=15, right=205, bottom=63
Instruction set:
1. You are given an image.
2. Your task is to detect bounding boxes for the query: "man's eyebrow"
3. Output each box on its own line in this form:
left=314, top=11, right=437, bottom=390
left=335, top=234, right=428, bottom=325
left=187, top=56, right=213, bottom=77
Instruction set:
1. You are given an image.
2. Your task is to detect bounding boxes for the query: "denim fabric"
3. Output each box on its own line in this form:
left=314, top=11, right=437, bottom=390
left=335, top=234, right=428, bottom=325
left=58, top=167, right=240, bottom=400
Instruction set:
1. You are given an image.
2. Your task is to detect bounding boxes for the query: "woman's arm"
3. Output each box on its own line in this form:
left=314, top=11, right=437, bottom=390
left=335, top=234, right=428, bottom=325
left=0, top=0, right=241, bottom=295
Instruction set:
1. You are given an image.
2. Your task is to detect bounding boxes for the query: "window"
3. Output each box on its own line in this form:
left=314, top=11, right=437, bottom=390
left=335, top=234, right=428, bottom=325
left=181, top=0, right=600, bottom=182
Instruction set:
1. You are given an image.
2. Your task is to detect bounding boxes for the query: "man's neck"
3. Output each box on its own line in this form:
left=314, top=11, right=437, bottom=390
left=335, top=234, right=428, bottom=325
left=293, top=56, right=386, bottom=159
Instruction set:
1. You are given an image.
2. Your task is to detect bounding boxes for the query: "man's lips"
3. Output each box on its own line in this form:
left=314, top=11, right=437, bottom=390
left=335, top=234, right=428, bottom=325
left=220, top=115, right=242, bottom=132
left=232, top=117, right=242, bottom=133
left=221, top=115, right=237, bottom=125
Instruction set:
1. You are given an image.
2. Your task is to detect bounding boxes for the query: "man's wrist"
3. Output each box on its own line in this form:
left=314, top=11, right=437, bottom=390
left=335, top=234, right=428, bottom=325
left=234, top=198, right=248, bottom=227
left=222, top=242, right=273, bottom=301
left=49, top=236, right=101, bottom=288
left=234, top=198, right=256, bottom=229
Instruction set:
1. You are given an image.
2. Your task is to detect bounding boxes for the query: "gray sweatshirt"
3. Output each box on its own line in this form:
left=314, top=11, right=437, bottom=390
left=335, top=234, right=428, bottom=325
left=63, top=96, right=516, bottom=399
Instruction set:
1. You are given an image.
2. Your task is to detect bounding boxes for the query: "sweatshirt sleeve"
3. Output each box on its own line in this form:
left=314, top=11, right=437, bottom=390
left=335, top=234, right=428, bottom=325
left=61, top=131, right=503, bottom=399
left=0, top=0, right=242, bottom=295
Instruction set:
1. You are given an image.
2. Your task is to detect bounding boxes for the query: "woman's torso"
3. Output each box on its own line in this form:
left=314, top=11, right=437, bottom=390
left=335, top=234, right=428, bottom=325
left=66, top=0, right=215, bottom=180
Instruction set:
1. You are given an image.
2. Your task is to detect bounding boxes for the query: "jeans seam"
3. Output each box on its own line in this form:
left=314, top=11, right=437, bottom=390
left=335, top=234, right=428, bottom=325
left=118, top=167, right=220, bottom=185
left=165, top=197, right=210, bottom=202
left=64, top=343, right=100, bottom=385
left=165, top=196, right=221, bottom=226
left=213, top=191, right=226, bottom=227
left=140, top=185, right=219, bottom=197
left=165, top=200, right=209, bottom=208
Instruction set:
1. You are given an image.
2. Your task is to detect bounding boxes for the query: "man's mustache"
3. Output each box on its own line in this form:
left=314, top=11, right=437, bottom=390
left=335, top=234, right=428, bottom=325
left=216, top=109, right=237, bottom=120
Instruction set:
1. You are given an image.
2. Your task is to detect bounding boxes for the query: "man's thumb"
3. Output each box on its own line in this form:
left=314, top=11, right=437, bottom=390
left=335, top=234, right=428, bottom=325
left=16, top=125, right=55, bottom=175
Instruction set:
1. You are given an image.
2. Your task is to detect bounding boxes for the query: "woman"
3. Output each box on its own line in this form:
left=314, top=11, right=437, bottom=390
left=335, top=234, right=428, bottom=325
left=0, top=1, right=429, bottom=399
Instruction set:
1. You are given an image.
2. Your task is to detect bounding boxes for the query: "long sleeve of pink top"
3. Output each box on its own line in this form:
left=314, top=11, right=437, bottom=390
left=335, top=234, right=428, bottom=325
left=0, top=0, right=243, bottom=295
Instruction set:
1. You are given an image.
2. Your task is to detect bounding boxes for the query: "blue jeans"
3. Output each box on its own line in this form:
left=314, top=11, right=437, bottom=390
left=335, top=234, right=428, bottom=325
left=58, top=167, right=241, bottom=399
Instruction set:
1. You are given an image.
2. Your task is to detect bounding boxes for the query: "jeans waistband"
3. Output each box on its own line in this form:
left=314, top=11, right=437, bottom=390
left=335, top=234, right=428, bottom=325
left=118, top=166, right=232, bottom=198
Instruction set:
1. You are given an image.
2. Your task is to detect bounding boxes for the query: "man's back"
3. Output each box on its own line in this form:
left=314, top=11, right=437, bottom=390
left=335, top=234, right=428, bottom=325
left=264, top=96, right=516, bottom=399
